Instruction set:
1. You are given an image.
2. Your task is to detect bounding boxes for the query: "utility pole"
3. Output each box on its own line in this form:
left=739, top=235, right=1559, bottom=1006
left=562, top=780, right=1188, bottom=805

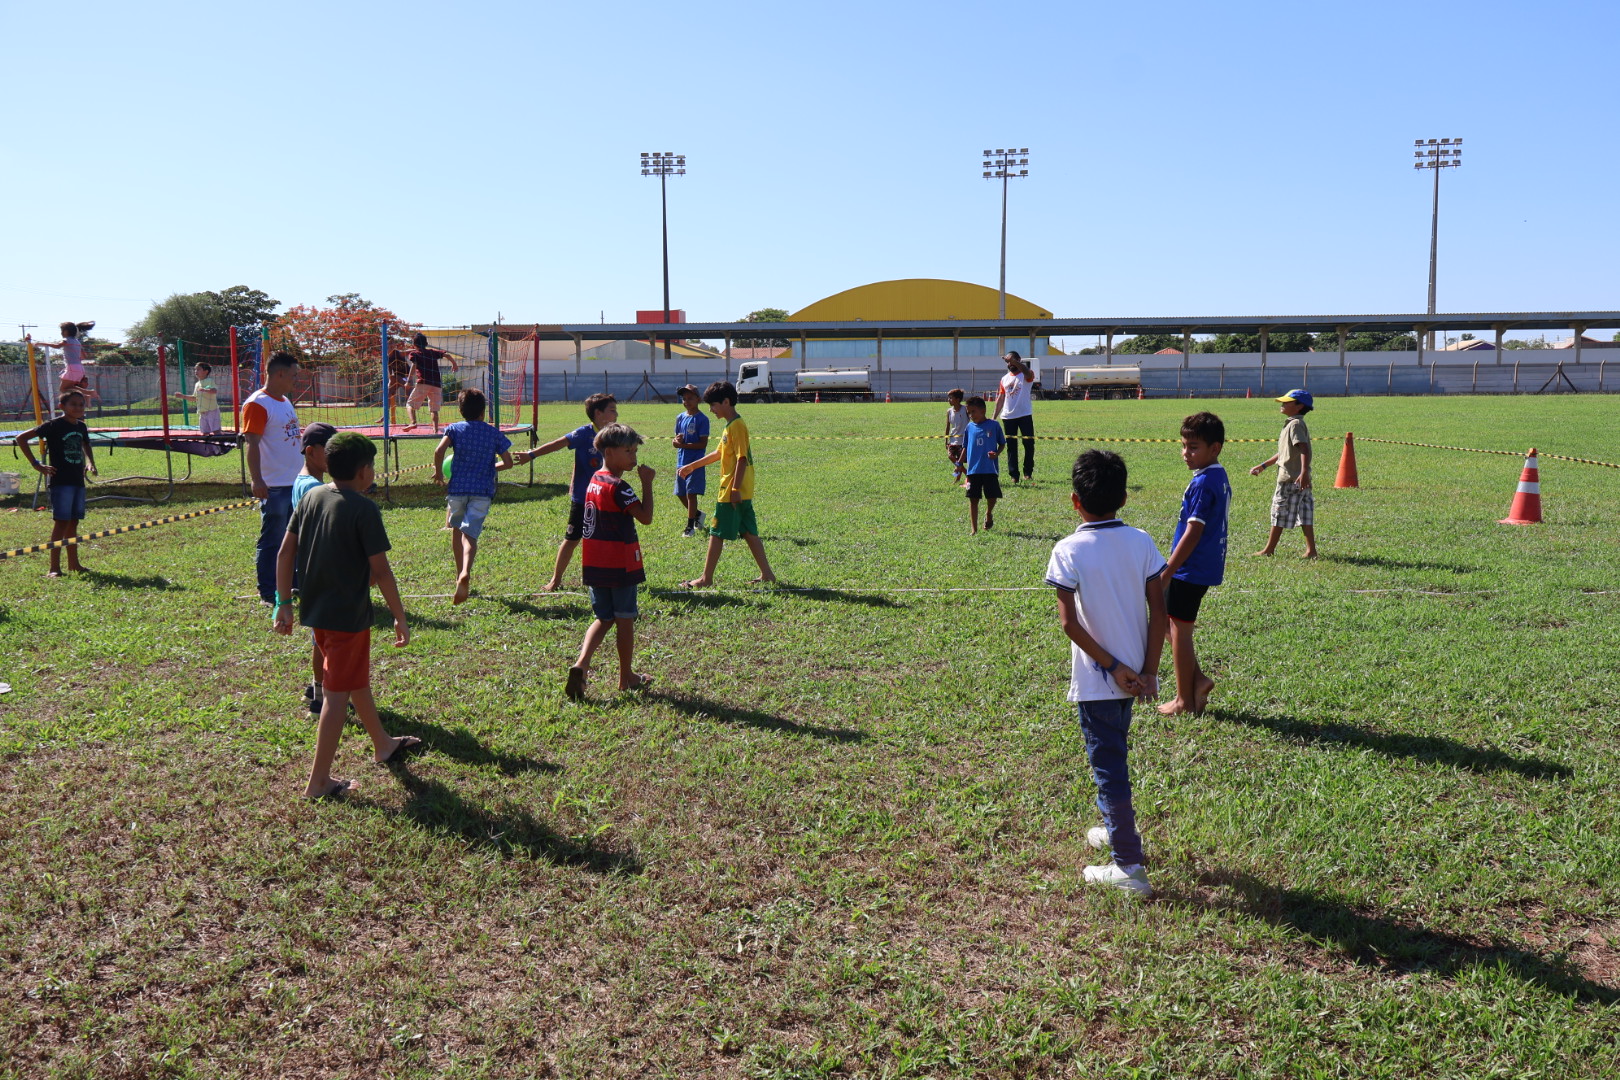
left=641, top=151, right=686, bottom=361
left=1413, top=137, right=1463, bottom=350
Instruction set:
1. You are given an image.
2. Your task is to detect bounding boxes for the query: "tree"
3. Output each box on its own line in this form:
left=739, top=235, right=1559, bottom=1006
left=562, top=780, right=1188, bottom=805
left=127, top=286, right=281, bottom=349
left=1113, top=334, right=1190, bottom=354
left=271, top=295, right=416, bottom=373
left=1198, top=332, right=1316, bottom=353
left=735, top=307, right=790, bottom=348
left=1336, top=330, right=1417, bottom=351
left=1501, top=338, right=1550, bottom=350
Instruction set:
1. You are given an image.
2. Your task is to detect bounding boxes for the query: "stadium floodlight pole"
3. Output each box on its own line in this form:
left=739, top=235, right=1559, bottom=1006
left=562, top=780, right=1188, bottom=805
left=983, top=148, right=1029, bottom=321
left=1414, top=137, right=1463, bottom=350
left=641, top=151, right=686, bottom=361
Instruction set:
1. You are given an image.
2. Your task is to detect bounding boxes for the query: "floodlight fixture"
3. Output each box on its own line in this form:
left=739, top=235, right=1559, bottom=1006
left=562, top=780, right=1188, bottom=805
left=983, top=146, right=1032, bottom=319
left=1413, top=137, right=1465, bottom=347
left=641, top=150, right=687, bottom=360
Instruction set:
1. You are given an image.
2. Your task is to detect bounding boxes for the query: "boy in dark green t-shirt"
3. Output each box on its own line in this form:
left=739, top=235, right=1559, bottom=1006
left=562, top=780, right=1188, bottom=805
left=273, top=432, right=420, bottom=800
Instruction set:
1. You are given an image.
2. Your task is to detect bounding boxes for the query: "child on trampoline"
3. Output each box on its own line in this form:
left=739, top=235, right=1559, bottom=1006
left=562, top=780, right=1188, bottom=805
left=432, top=388, right=517, bottom=605
left=40, top=321, right=98, bottom=403
left=15, top=389, right=98, bottom=577
left=402, top=333, right=451, bottom=432
left=518, top=392, right=617, bottom=593
left=273, top=432, right=419, bottom=800
left=171, top=361, right=223, bottom=435
left=565, top=423, right=656, bottom=700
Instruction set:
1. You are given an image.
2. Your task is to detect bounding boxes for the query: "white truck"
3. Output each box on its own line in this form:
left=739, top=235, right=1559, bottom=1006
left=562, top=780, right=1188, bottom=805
left=1040, top=365, right=1142, bottom=400
left=735, top=362, right=874, bottom=402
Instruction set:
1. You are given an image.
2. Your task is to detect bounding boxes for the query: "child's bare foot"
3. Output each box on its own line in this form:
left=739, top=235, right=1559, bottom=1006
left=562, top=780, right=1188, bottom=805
left=1194, top=676, right=1216, bottom=713
left=375, top=734, right=423, bottom=765
left=750, top=575, right=777, bottom=585
left=539, top=579, right=563, bottom=593
left=984, top=513, right=995, bottom=530
left=453, top=575, right=471, bottom=605
left=679, top=578, right=711, bottom=589
left=564, top=665, right=588, bottom=700
left=969, top=525, right=979, bottom=535
left=1251, top=549, right=1275, bottom=557
left=47, top=569, right=63, bottom=578
left=305, top=777, right=356, bottom=801
left=621, top=673, right=653, bottom=692
left=1157, top=698, right=1195, bottom=716
left=1303, top=550, right=1318, bottom=559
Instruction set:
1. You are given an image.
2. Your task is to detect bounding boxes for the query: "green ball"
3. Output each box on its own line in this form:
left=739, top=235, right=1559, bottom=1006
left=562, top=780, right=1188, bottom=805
left=442, top=452, right=454, bottom=473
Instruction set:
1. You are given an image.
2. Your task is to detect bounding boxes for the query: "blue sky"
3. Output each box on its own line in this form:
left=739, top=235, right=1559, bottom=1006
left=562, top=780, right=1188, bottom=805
left=5, top=0, right=1616, bottom=340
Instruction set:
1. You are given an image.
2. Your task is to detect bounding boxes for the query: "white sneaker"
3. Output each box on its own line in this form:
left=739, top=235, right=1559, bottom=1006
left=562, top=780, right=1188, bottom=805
left=1083, top=863, right=1153, bottom=898
left=1086, top=826, right=1109, bottom=849
left=695, top=511, right=707, bottom=532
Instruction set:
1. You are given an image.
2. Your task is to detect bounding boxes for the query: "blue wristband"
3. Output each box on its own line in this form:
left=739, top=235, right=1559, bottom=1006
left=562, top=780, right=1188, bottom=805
left=1101, top=657, right=1119, bottom=675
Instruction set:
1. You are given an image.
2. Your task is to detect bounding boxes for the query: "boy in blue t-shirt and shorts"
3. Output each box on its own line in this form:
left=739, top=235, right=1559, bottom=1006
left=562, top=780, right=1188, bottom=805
left=520, top=393, right=617, bottom=592
left=1158, top=411, right=1231, bottom=716
left=672, top=384, right=710, bottom=536
left=432, top=389, right=516, bottom=605
left=962, top=396, right=1005, bottom=534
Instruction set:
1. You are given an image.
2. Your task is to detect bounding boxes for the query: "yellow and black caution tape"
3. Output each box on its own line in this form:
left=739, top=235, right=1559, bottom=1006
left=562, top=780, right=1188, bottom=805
left=1356, top=438, right=1620, bottom=470
left=0, top=499, right=256, bottom=561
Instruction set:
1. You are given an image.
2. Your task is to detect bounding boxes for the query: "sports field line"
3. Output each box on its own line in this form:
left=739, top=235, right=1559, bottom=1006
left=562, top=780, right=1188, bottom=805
left=0, top=500, right=256, bottom=560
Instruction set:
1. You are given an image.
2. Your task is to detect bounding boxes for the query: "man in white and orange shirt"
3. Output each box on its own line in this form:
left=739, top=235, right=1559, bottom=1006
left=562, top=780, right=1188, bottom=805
left=243, top=352, right=304, bottom=603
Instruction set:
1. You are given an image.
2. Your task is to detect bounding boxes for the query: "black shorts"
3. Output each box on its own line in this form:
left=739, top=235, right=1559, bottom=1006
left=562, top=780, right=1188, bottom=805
left=564, top=499, right=586, bottom=541
left=948, top=444, right=965, bottom=463
left=965, top=473, right=1003, bottom=500
left=1165, top=578, right=1210, bottom=624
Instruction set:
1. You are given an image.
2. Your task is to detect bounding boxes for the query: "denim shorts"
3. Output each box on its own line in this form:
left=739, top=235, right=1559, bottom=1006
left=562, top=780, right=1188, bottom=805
left=589, top=584, right=640, bottom=621
left=674, top=467, right=706, bottom=497
left=446, top=494, right=493, bottom=540
left=49, top=484, right=87, bottom=522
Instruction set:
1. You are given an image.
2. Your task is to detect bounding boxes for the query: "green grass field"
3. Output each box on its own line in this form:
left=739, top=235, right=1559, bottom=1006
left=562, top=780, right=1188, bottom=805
left=2, top=396, right=1617, bottom=1078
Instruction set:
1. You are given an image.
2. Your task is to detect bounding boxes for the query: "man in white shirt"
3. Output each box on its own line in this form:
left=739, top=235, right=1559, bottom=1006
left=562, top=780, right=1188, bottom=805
left=993, top=351, right=1036, bottom=483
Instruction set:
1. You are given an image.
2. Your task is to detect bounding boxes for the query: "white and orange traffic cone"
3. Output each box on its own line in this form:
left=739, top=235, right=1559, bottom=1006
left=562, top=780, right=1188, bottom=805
left=1334, top=432, right=1359, bottom=489
left=1245, top=387, right=1252, bottom=399
left=885, top=390, right=892, bottom=403
left=1137, top=385, right=1145, bottom=400
left=814, top=391, right=820, bottom=404
left=1083, top=388, right=1090, bottom=401
left=1499, top=448, right=1542, bottom=524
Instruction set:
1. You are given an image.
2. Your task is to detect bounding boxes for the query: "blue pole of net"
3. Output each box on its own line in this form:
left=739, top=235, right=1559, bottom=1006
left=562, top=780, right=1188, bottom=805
left=487, top=329, right=500, bottom=426
left=379, top=321, right=390, bottom=442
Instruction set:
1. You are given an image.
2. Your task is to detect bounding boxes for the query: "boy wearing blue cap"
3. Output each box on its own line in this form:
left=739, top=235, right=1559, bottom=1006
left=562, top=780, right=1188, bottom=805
left=1250, top=389, right=1316, bottom=558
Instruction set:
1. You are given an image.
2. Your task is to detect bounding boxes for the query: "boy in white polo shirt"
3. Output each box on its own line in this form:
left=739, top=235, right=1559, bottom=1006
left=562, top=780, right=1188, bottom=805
left=1045, top=449, right=1169, bottom=898
left=243, top=352, right=304, bottom=604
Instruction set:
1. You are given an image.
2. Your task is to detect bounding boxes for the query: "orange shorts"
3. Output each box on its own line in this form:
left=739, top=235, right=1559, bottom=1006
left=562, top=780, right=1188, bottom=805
left=312, top=628, right=371, bottom=692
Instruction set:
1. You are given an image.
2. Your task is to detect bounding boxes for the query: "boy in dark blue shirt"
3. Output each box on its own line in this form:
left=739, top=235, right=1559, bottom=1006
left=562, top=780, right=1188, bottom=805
left=672, top=384, right=710, bottom=536
left=1158, top=411, right=1231, bottom=715
left=962, top=395, right=1005, bottom=534
left=519, top=393, right=617, bottom=592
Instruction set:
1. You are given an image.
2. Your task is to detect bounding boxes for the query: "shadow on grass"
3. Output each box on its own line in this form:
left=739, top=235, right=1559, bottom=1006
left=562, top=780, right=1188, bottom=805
left=779, top=586, right=906, bottom=609
left=646, top=587, right=763, bottom=609
left=489, top=596, right=593, bottom=621
left=390, top=771, right=640, bottom=873
left=1002, top=530, right=1061, bottom=542
left=652, top=689, right=867, bottom=743
left=762, top=534, right=817, bottom=547
left=1191, top=868, right=1617, bottom=1003
left=1322, top=553, right=1478, bottom=574
left=379, top=710, right=561, bottom=777
left=371, top=606, right=461, bottom=631
left=83, top=569, right=184, bottom=591
left=1213, top=708, right=1572, bottom=780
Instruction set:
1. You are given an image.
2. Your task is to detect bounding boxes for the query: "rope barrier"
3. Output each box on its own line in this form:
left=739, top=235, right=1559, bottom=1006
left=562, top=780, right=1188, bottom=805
left=1355, top=437, right=1620, bottom=470
left=751, top=434, right=1274, bottom=443
left=0, top=499, right=256, bottom=560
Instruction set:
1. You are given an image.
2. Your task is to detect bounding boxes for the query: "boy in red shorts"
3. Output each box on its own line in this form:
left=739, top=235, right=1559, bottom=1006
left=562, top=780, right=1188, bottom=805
left=273, top=432, right=419, bottom=799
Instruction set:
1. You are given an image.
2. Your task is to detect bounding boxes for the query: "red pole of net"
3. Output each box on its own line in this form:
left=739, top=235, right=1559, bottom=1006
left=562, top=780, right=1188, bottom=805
left=531, top=330, right=539, bottom=430
left=229, top=326, right=243, bottom=433
left=157, top=343, right=171, bottom=440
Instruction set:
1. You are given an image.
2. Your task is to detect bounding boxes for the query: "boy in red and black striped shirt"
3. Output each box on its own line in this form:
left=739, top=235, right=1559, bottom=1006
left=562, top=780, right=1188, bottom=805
left=565, top=424, right=656, bottom=700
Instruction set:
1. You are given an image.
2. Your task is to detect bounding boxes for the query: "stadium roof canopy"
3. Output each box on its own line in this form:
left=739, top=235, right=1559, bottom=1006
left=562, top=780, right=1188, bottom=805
left=520, top=310, right=1620, bottom=343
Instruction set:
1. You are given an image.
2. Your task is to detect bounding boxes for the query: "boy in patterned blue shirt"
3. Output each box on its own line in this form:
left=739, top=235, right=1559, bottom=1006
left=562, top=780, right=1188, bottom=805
left=432, top=389, right=516, bottom=604
left=1158, top=411, right=1231, bottom=716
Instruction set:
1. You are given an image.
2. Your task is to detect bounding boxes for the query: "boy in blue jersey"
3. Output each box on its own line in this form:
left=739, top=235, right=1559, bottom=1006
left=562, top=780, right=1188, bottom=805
left=519, top=393, right=618, bottom=592
left=432, top=389, right=517, bottom=605
left=1158, top=412, right=1231, bottom=716
left=672, top=384, right=710, bottom=536
left=962, top=396, right=1005, bottom=534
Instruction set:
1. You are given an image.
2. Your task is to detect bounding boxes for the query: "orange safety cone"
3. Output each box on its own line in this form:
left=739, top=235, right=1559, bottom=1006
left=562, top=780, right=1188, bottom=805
left=1083, top=388, right=1090, bottom=401
left=1334, top=431, right=1359, bottom=489
left=885, top=391, right=891, bottom=403
left=1245, top=387, right=1252, bottom=399
left=1499, top=448, right=1543, bottom=524
left=814, top=391, right=820, bottom=404
left=1137, top=385, right=1145, bottom=400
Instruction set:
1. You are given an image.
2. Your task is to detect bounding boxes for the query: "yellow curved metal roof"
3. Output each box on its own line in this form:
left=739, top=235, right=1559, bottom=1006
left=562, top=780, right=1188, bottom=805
left=789, top=279, right=1052, bottom=322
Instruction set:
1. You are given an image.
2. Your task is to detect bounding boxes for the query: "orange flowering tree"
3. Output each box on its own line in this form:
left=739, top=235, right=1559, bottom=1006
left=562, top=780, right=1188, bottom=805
left=269, top=294, right=419, bottom=378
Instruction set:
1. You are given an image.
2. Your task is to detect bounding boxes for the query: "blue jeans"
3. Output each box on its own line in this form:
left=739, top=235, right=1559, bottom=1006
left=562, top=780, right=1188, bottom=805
left=1077, top=697, right=1144, bottom=866
left=256, top=486, right=293, bottom=602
